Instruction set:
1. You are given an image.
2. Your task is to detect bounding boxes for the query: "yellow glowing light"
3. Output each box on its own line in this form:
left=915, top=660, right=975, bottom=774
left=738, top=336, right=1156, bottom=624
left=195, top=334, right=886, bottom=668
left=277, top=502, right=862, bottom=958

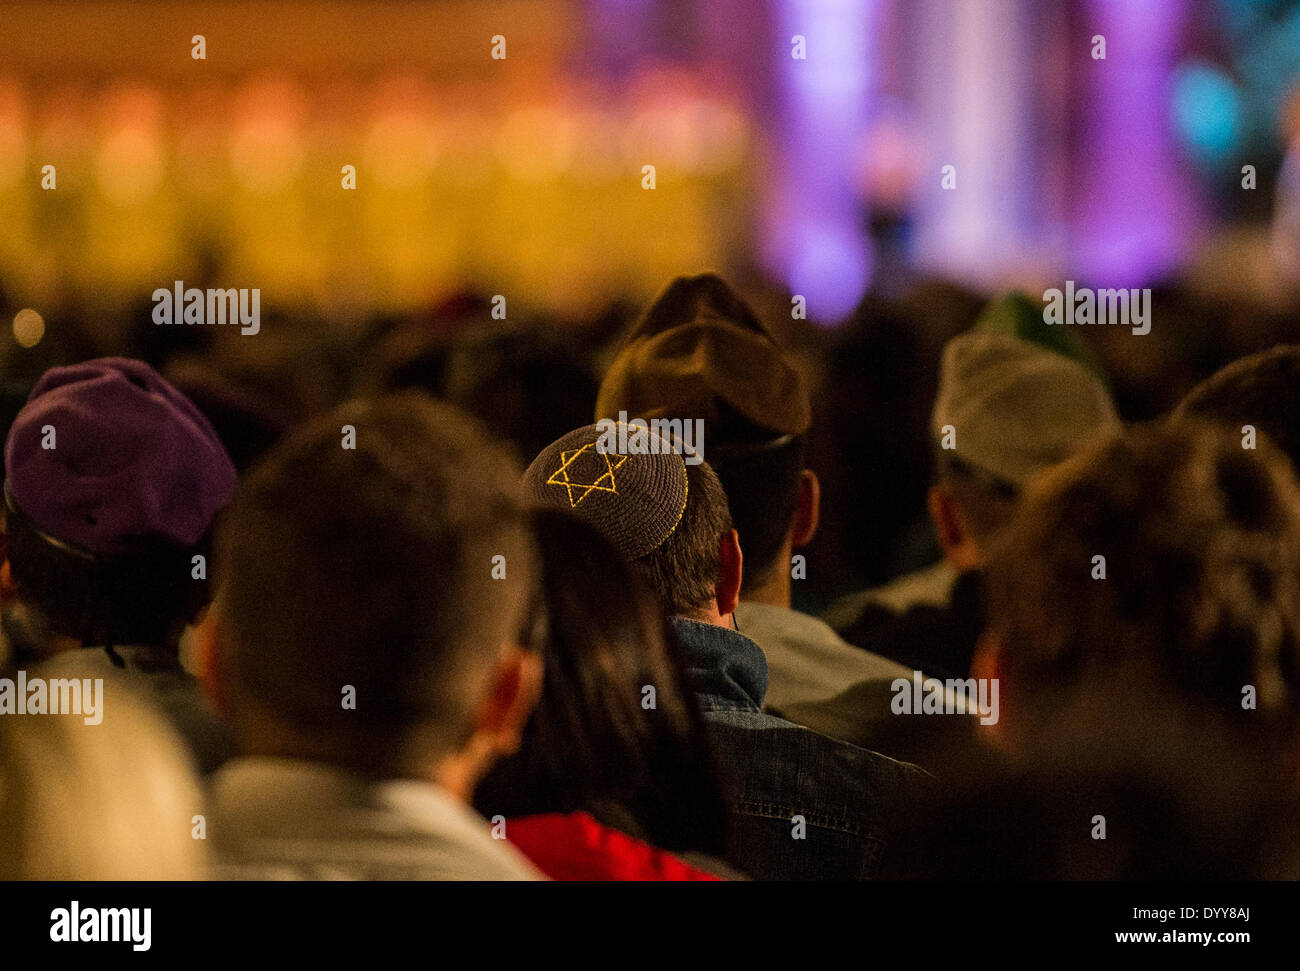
left=96, top=127, right=165, bottom=205
left=495, top=107, right=576, bottom=181
left=230, top=120, right=304, bottom=193
left=0, top=125, right=26, bottom=190
left=363, top=112, right=439, bottom=188
left=0, top=78, right=28, bottom=190
left=13, top=308, right=44, bottom=347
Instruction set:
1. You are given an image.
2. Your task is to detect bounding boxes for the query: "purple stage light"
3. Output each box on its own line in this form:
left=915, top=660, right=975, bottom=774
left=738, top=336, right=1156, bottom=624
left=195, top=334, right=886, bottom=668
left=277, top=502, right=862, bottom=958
left=1075, top=0, right=1200, bottom=285
left=764, top=0, right=879, bottom=323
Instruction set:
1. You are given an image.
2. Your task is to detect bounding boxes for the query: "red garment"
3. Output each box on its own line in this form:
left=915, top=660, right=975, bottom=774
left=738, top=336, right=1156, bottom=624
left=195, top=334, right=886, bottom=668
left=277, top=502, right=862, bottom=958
left=506, top=812, right=721, bottom=881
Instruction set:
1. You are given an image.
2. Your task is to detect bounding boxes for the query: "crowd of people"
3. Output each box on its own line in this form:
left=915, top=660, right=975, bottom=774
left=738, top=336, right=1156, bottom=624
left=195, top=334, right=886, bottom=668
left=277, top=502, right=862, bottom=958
left=2, top=270, right=1300, bottom=880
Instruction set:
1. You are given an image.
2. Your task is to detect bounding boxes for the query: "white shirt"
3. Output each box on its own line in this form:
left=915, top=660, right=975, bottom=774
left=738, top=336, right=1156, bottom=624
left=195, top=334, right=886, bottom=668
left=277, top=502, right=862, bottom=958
left=734, top=601, right=914, bottom=712
left=208, top=757, right=544, bottom=881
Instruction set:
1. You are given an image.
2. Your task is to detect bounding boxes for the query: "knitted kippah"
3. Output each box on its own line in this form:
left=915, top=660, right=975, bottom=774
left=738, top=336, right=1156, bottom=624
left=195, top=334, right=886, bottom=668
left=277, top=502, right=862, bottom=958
left=524, top=423, right=689, bottom=561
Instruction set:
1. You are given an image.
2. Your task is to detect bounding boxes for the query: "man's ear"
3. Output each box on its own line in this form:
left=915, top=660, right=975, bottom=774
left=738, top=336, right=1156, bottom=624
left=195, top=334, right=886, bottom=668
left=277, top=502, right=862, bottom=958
left=195, top=610, right=228, bottom=717
left=0, top=559, right=18, bottom=606
left=928, top=483, right=981, bottom=572
left=791, top=469, right=821, bottom=547
left=715, top=528, right=743, bottom=618
left=970, top=629, right=1001, bottom=681
left=971, top=629, right=1009, bottom=746
left=475, top=646, right=543, bottom=759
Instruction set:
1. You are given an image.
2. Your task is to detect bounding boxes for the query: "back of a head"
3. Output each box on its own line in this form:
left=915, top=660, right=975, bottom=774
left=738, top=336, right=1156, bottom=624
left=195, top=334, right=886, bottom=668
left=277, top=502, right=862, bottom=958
left=931, top=332, right=1121, bottom=544
left=3, top=358, right=237, bottom=649
left=475, top=506, right=729, bottom=855
left=0, top=678, right=206, bottom=879
left=163, top=357, right=292, bottom=474
left=442, top=328, right=602, bottom=463
left=522, top=422, right=733, bottom=617
left=595, top=273, right=810, bottom=589
left=643, top=460, right=733, bottom=616
left=705, top=420, right=807, bottom=590
left=216, top=393, right=534, bottom=770
left=1176, top=344, right=1300, bottom=473
left=986, top=420, right=1300, bottom=753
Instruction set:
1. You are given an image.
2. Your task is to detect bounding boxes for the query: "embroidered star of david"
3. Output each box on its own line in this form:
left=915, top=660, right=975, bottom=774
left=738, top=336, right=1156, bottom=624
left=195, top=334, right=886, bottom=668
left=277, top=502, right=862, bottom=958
left=546, top=443, right=629, bottom=508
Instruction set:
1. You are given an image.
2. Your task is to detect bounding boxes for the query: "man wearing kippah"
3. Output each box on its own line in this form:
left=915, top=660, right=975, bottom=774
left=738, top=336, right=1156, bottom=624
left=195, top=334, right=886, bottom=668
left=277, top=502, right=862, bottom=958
left=594, top=274, right=916, bottom=748
left=0, top=358, right=238, bottom=773
left=525, top=422, right=930, bottom=880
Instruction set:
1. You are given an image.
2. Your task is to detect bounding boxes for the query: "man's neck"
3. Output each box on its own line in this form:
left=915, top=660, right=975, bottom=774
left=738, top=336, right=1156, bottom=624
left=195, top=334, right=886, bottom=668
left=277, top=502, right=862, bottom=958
left=741, top=573, right=791, bottom=609
left=235, top=709, right=471, bottom=799
left=47, top=634, right=84, bottom=656
left=739, top=543, right=794, bottom=609
left=681, top=605, right=737, bottom=630
left=240, top=736, right=451, bottom=792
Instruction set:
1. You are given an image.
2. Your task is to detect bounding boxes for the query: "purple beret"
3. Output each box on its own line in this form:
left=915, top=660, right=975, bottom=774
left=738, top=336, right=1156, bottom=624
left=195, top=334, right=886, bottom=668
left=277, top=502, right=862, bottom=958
left=4, top=358, right=237, bottom=555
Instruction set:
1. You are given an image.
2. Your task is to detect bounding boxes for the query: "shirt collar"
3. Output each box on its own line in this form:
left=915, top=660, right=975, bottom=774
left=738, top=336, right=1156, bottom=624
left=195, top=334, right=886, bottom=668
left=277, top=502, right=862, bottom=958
left=211, top=756, right=541, bottom=876
left=670, top=617, right=768, bottom=712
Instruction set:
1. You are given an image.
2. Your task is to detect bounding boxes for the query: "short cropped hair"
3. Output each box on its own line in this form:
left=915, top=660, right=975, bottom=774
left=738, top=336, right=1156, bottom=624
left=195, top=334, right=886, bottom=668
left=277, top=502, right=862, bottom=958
left=3, top=507, right=209, bottom=650
left=638, top=460, right=733, bottom=616
left=711, top=433, right=806, bottom=589
left=216, top=394, right=535, bottom=765
left=1176, top=344, right=1300, bottom=472
left=986, top=421, right=1300, bottom=747
left=932, top=450, right=1019, bottom=547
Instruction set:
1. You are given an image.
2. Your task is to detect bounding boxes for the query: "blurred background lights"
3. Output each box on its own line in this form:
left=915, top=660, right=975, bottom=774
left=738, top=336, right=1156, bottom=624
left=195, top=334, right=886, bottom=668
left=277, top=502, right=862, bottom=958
left=0, top=79, right=27, bottom=190
left=95, top=126, right=165, bottom=204
left=13, top=308, right=44, bottom=348
left=229, top=118, right=305, bottom=193
left=495, top=106, right=576, bottom=181
left=1173, top=62, right=1243, bottom=166
left=364, top=112, right=440, bottom=188
left=0, top=0, right=1294, bottom=320
left=770, top=0, right=878, bottom=321
left=229, top=75, right=306, bottom=194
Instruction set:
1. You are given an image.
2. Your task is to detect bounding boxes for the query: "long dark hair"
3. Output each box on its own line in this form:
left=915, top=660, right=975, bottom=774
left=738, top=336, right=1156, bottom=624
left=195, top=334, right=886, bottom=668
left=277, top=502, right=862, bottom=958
left=475, top=506, right=729, bottom=856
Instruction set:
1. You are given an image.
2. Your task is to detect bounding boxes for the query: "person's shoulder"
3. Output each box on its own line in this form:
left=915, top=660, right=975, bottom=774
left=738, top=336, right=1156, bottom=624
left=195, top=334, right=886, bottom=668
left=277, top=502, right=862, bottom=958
left=209, top=761, right=545, bottom=881
left=745, top=602, right=915, bottom=674
left=822, top=561, right=959, bottom=632
left=705, top=706, right=932, bottom=785
left=792, top=715, right=933, bottom=778
left=671, top=615, right=763, bottom=653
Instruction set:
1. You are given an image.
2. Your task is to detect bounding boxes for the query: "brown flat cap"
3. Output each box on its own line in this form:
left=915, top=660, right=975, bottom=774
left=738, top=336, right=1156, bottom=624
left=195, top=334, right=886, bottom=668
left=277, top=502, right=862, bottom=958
left=596, top=273, right=811, bottom=438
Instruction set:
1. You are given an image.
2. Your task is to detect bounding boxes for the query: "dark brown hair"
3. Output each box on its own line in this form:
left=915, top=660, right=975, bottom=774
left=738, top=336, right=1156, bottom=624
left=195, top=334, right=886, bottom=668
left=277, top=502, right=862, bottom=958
left=637, top=459, right=732, bottom=615
left=986, top=420, right=1300, bottom=750
left=475, top=506, right=729, bottom=855
left=1177, top=344, right=1300, bottom=473
left=712, top=431, right=807, bottom=589
left=216, top=393, right=535, bottom=769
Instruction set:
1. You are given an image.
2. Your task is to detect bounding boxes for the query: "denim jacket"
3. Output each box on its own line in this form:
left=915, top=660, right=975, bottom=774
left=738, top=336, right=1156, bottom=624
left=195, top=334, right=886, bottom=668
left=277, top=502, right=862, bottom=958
left=672, top=617, right=932, bottom=880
